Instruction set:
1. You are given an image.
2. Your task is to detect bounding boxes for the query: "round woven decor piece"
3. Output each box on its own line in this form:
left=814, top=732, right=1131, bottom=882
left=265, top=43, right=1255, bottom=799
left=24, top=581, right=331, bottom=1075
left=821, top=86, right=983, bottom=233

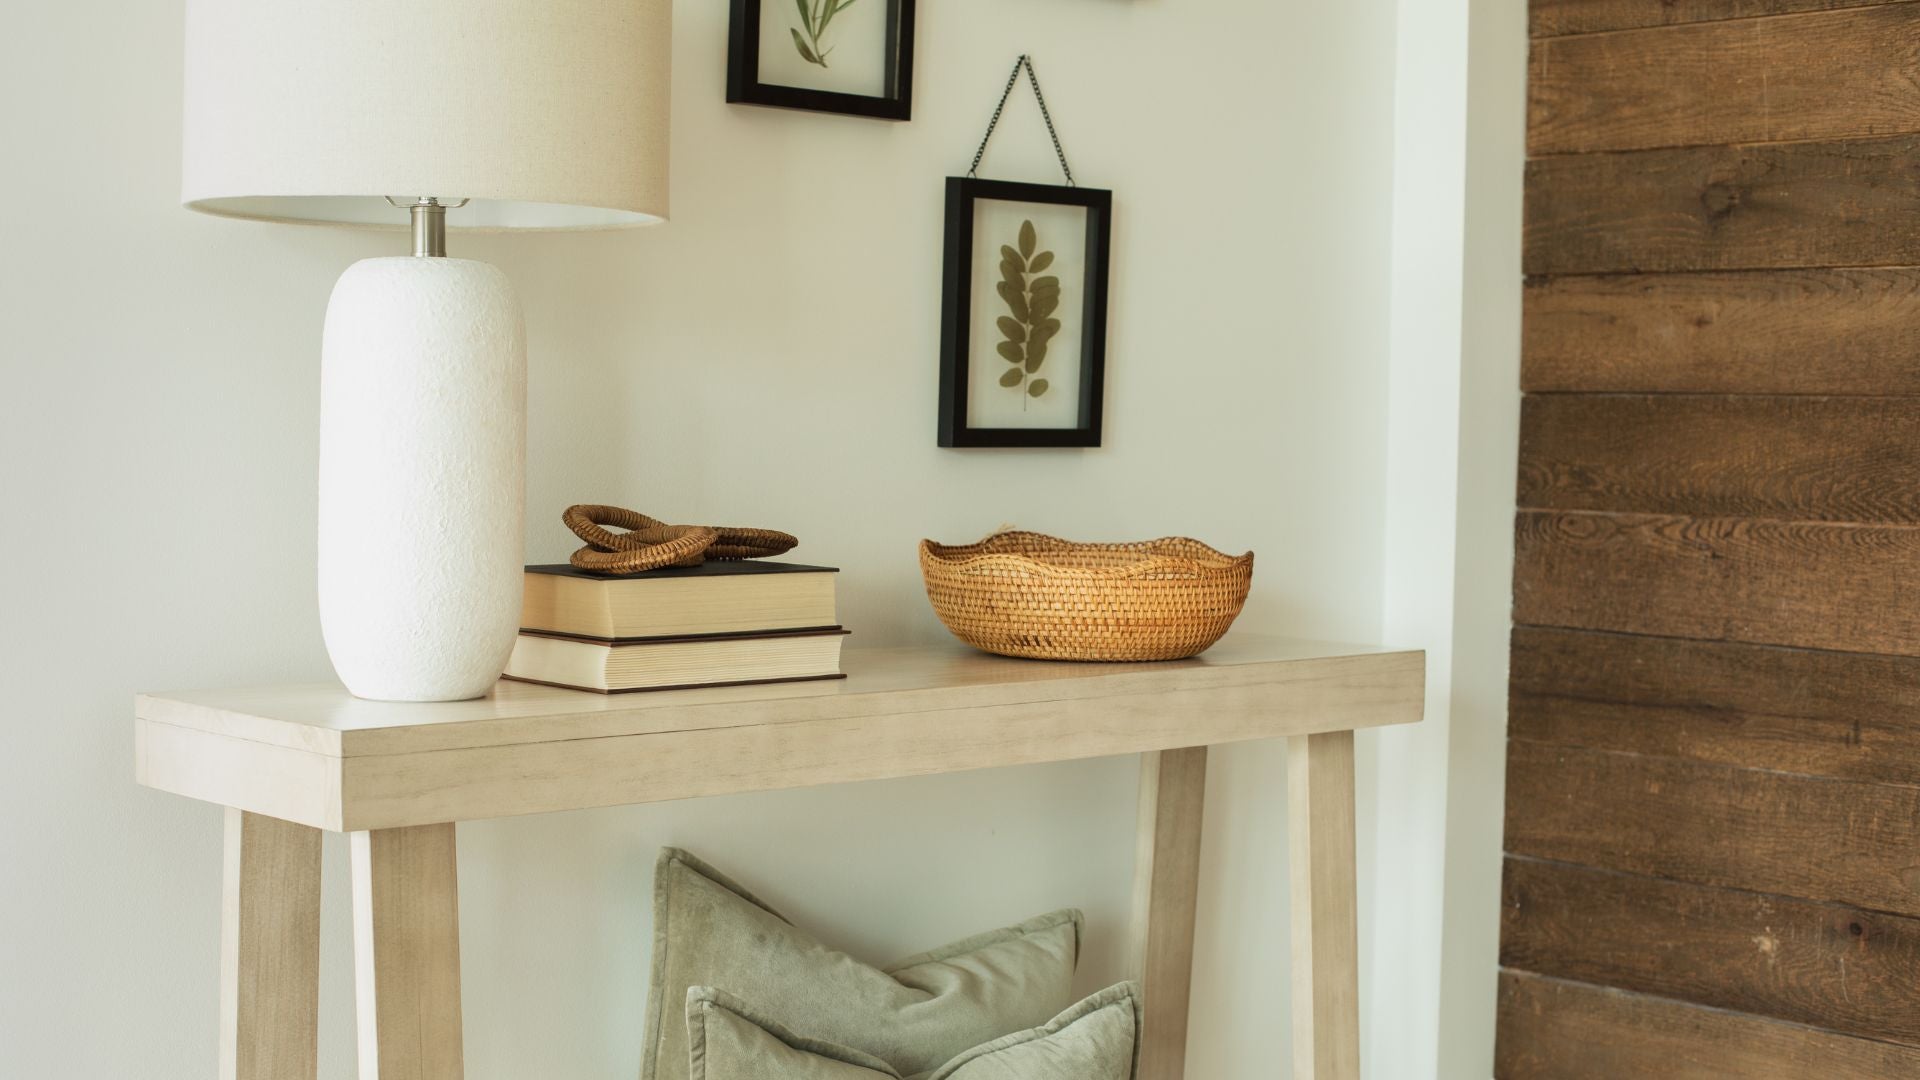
left=704, top=528, right=802, bottom=561
left=920, top=531, right=1254, bottom=662
left=563, top=504, right=798, bottom=573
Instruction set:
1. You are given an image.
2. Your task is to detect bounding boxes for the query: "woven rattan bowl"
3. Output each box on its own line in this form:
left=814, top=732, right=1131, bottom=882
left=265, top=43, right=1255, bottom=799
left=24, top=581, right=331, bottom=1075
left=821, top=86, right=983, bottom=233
left=919, top=532, right=1255, bottom=662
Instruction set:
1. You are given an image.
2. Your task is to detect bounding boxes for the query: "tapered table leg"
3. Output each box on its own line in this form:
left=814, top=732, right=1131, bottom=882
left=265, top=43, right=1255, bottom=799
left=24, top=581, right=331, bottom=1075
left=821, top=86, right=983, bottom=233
left=220, top=809, right=323, bottom=1080
left=1129, top=747, right=1208, bottom=1080
left=1288, top=730, right=1360, bottom=1080
left=350, top=823, right=464, bottom=1080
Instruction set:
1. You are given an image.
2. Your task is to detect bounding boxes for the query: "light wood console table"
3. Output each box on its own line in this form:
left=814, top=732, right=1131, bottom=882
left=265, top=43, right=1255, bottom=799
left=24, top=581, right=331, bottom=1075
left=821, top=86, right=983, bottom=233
left=135, top=635, right=1422, bottom=1080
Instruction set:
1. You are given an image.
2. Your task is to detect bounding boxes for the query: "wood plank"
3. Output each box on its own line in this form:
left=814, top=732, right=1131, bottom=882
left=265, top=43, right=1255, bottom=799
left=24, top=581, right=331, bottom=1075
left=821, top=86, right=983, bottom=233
left=1505, top=741, right=1920, bottom=915
left=136, top=720, right=340, bottom=829
left=1511, top=510, right=1920, bottom=654
left=1524, top=135, right=1920, bottom=276
left=135, top=637, right=1419, bottom=758
left=1530, top=6, right=1920, bottom=154
left=1510, top=628, right=1920, bottom=786
left=1510, top=0, right=1920, bottom=1067
left=1288, top=731, right=1361, bottom=1080
left=1517, top=395, right=1920, bottom=522
left=336, top=676, right=1401, bottom=829
left=137, top=646, right=1423, bottom=832
left=1531, top=0, right=1920, bottom=37
left=1522, top=269, right=1920, bottom=395
left=1500, top=858, right=1920, bottom=1044
left=220, top=809, right=322, bottom=1080
left=1495, top=970, right=1920, bottom=1078
left=351, top=825, right=464, bottom=1080
left=1129, top=748, right=1208, bottom=1080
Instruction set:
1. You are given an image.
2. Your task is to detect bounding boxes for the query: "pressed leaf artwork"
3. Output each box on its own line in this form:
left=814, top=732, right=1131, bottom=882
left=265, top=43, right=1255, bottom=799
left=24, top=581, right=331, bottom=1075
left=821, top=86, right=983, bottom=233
left=995, top=219, right=1064, bottom=409
left=939, top=178, right=1110, bottom=445
left=790, top=0, right=862, bottom=68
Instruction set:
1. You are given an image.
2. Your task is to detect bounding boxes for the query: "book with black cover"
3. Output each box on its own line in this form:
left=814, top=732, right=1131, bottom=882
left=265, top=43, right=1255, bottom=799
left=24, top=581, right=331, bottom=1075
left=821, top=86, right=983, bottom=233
left=524, top=561, right=841, bottom=581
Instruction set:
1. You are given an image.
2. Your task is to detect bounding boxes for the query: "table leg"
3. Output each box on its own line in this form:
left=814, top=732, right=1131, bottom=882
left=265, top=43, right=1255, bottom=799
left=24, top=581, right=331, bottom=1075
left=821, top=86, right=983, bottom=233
left=220, top=808, right=322, bottom=1080
left=1288, top=730, right=1360, bottom=1080
left=350, top=823, right=465, bottom=1080
left=1129, top=747, right=1208, bottom=1080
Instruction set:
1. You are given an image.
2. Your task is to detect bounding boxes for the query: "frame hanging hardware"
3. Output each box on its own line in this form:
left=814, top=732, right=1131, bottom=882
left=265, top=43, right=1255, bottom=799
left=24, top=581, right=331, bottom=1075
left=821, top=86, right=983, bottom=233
left=967, top=54, right=1077, bottom=186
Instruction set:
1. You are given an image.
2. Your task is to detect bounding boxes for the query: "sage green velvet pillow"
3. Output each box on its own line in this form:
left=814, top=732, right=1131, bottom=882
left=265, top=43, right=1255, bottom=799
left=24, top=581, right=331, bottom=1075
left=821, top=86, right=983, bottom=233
left=685, top=983, right=1143, bottom=1080
left=924, top=983, right=1141, bottom=1080
left=686, top=987, right=896, bottom=1079
left=642, top=849, right=1083, bottom=1080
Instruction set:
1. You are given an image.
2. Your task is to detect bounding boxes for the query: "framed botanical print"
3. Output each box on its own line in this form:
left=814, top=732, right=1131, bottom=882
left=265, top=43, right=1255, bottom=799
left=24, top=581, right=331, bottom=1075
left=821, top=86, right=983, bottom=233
left=726, top=0, right=916, bottom=121
left=938, top=177, right=1112, bottom=448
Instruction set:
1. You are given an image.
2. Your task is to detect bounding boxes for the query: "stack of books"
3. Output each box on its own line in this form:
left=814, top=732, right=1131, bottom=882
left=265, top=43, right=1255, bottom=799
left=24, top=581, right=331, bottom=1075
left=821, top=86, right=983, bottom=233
left=504, top=562, right=846, bottom=693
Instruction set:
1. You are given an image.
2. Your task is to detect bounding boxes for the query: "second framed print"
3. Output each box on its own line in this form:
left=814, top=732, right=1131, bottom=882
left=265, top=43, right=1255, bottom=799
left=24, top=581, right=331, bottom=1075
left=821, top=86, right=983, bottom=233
left=939, top=178, right=1112, bottom=448
left=727, top=0, right=915, bottom=120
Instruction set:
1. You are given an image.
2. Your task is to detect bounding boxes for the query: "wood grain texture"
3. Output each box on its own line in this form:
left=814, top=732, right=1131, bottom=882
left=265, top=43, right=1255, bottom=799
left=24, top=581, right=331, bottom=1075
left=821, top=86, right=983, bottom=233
left=137, top=720, right=339, bottom=830
left=1511, top=627, right=1920, bottom=786
left=1501, top=857, right=1920, bottom=1043
left=1530, top=6, right=1920, bottom=154
left=136, top=637, right=1420, bottom=758
left=1505, top=741, right=1920, bottom=915
left=1129, top=748, right=1207, bottom=1080
left=136, top=642, right=1424, bottom=832
left=1531, top=0, right=1920, bottom=37
left=1518, top=395, right=1920, bottom=521
left=351, top=825, right=464, bottom=1080
left=1511, top=0, right=1920, bottom=1064
left=220, top=809, right=322, bottom=1080
left=1524, top=134, right=1920, bottom=275
left=1522, top=269, right=1920, bottom=394
left=1288, top=731, right=1361, bottom=1080
left=1496, top=971, right=1920, bottom=1078
left=1512, top=510, right=1920, bottom=654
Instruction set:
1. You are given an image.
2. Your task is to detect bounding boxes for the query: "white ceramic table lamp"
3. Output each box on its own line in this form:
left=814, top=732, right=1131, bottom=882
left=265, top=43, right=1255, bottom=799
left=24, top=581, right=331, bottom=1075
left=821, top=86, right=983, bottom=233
left=181, top=0, right=670, bottom=701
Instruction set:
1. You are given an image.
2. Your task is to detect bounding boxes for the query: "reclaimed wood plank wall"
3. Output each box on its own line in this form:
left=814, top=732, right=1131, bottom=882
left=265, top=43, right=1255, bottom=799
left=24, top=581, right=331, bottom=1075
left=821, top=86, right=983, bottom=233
left=1500, top=2, right=1920, bottom=1074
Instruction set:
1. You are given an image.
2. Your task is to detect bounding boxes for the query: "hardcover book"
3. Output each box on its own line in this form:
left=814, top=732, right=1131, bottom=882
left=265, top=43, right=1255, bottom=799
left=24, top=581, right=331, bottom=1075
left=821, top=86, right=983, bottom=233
left=521, top=561, right=839, bottom=640
left=503, top=626, right=849, bottom=694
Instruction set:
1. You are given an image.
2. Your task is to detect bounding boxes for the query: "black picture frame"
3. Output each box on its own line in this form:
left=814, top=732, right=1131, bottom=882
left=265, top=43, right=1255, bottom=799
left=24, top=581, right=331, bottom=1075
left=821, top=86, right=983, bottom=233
left=726, top=0, right=915, bottom=121
left=939, top=177, right=1113, bottom=448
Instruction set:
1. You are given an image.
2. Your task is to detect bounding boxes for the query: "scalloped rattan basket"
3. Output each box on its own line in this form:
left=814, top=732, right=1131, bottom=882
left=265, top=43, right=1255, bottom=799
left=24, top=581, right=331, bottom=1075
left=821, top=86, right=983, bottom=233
left=919, top=532, right=1255, bottom=662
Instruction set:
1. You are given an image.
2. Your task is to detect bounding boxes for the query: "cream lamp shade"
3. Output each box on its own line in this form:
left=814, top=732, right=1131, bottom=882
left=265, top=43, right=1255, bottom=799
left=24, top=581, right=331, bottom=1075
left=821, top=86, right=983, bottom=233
left=182, top=0, right=671, bottom=229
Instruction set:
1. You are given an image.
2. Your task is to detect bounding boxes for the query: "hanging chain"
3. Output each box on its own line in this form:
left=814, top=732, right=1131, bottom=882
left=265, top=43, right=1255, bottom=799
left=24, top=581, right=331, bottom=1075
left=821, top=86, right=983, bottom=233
left=966, top=54, right=1077, bottom=186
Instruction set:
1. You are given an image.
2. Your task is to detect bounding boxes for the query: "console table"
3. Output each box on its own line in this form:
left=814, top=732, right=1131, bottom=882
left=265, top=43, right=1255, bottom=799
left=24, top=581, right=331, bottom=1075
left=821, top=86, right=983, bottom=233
left=135, top=635, right=1423, bottom=1080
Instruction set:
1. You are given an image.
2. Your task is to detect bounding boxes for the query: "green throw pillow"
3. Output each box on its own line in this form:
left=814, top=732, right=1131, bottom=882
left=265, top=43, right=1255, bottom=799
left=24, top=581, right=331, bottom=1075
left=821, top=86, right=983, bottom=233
left=924, top=983, right=1141, bottom=1079
left=687, top=988, right=896, bottom=1079
left=685, top=983, right=1143, bottom=1080
left=642, top=849, right=1084, bottom=1080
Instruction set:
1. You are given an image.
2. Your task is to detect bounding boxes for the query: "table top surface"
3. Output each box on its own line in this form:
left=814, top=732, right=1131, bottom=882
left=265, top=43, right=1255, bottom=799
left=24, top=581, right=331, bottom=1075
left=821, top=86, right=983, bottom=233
left=135, top=634, right=1423, bottom=830
left=137, top=634, right=1424, bottom=759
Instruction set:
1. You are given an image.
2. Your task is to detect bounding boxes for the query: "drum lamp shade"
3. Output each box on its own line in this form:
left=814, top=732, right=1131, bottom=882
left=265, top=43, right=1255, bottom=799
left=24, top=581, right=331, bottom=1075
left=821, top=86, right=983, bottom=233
left=181, top=0, right=672, bottom=230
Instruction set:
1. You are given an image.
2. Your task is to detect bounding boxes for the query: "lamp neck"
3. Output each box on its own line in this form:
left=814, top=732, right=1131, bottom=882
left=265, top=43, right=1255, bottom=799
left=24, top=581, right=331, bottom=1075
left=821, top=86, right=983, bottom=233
left=409, top=199, right=449, bottom=258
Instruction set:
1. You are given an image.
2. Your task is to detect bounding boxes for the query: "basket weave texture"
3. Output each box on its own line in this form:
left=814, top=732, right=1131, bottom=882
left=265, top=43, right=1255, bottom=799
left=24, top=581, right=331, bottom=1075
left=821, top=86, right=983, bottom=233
left=919, top=532, right=1255, bottom=662
left=562, top=504, right=797, bottom=573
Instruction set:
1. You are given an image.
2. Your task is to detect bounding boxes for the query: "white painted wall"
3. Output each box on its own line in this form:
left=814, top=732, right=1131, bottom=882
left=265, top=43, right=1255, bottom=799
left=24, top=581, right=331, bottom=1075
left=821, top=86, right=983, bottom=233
left=1373, top=0, right=1529, bottom=1077
left=1375, top=2, right=1470, bottom=1076
left=0, top=0, right=1519, bottom=1077
left=1436, top=2, right=1528, bottom=1075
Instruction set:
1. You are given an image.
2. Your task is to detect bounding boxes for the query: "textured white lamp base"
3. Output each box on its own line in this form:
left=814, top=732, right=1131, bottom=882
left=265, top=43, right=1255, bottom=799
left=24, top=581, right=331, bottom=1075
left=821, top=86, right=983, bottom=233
left=319, top=257, right=526, bottom=702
